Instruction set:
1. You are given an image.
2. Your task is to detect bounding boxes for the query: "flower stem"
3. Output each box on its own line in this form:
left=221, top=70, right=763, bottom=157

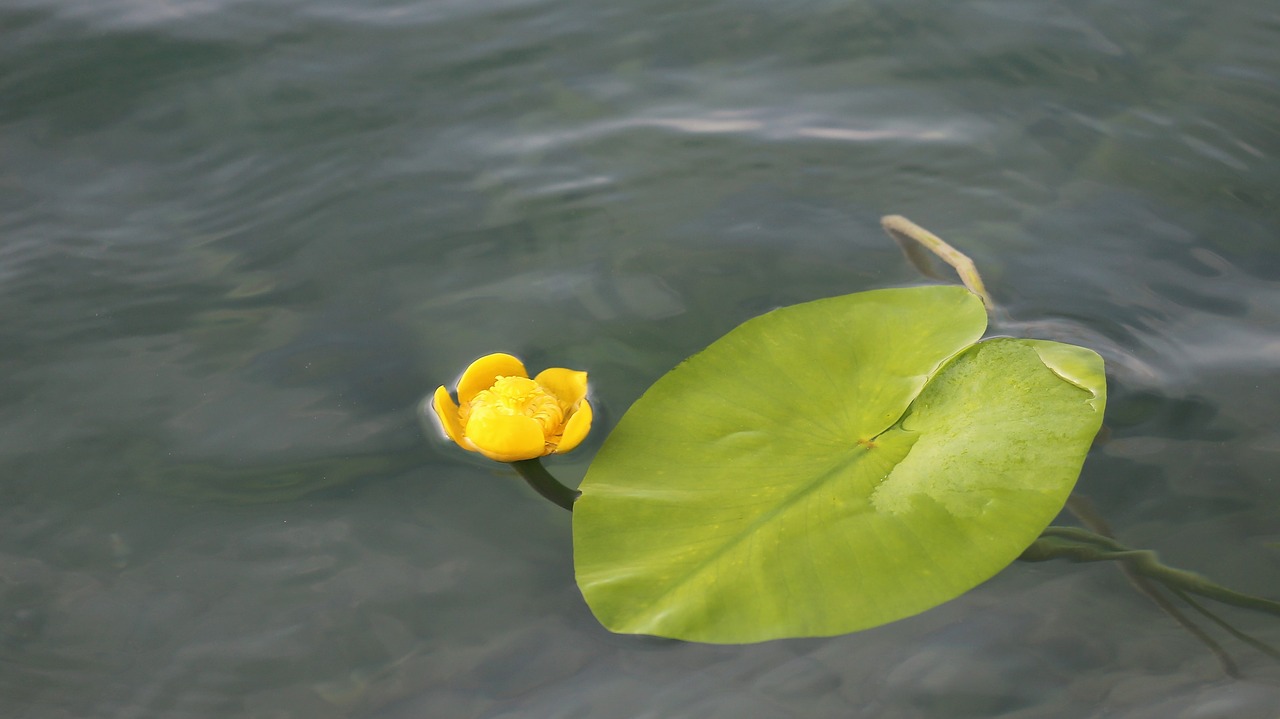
left=510, top=459, right=580, bottom=512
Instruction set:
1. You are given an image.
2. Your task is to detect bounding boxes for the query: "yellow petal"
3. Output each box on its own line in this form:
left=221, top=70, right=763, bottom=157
left=431, top=386, right=467, bottom=447
left=533, top=367, right=588, bottom=406
left=465, top=413, right=547, bottom=462
left=554, top=399, right=593, bottom=454
left=458, top=353, right=528, bottom=404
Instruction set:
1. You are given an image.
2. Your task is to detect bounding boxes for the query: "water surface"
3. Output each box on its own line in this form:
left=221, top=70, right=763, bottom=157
left=2, top=0, right=1279, bottom=716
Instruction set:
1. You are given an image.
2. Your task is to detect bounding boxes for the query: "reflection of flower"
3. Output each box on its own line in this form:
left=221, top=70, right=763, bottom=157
left=432, top=353, right=593, bottom=463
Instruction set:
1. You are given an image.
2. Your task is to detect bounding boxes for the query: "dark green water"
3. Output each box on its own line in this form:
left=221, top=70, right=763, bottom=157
left=3, top=0, right=1279, bottom=716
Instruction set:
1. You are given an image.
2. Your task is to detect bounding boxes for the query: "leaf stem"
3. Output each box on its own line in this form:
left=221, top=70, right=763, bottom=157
left=510, top=458, right=580, bottom=512
left=1023, top=528, right=1280, bottom=617
left=1021, top=524, right=1280, bottom=676
left=881, top=215, right=995, bottom=310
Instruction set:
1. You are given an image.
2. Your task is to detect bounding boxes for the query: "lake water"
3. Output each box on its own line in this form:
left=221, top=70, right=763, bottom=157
left=3, top=0, right=1279, bottom=716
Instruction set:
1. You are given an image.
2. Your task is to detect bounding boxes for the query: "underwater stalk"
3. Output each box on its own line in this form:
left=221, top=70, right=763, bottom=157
left=511, top=458, right=580, bottom=512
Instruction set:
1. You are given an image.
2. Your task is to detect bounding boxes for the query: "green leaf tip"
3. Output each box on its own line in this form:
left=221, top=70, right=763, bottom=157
left=1029, top=340, right=1107, bottom=412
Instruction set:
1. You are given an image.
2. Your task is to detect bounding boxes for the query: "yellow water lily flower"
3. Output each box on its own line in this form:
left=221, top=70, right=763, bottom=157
left=432, top=353, right=593, bottom=462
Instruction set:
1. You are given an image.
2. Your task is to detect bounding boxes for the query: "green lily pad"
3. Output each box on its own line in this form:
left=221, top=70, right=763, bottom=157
left=573, top=286, right=1105, bottom=643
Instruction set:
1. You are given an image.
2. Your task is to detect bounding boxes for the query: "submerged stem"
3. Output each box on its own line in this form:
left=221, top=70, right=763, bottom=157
left=510, top=458, right=580, bottom=512
left=1172, top=588, right=1280, bottom=662
left=1022, top=522, right=1280, bottom=676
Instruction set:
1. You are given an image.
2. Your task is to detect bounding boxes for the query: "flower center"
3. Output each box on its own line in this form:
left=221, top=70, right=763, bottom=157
left=464, top=376, right=565, bottom=436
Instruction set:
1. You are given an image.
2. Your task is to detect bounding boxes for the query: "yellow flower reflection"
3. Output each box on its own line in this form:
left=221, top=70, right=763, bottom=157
left=432, top=353, right=593, bottom=462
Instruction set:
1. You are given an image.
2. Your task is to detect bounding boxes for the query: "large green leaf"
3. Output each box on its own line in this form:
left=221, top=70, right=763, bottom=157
left=573, top=286, right=1106, bottom=643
